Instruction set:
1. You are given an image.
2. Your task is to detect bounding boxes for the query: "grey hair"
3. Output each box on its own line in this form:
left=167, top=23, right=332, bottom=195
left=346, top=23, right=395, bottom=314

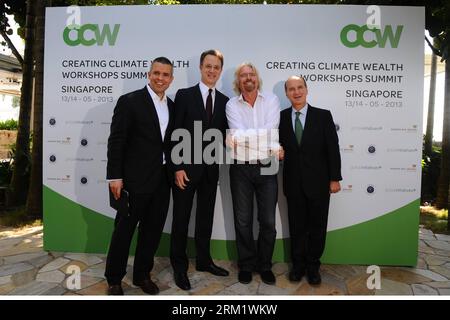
left=233, top=62, right=262, bottom=95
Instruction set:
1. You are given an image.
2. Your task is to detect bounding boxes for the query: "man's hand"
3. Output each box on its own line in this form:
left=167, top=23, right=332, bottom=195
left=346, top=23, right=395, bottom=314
left=225, top=134, right=237, bottom=149
left=277, top=146, right=285, bottom=161
left=109, top=180, right=123, bottom=200
left=329, top=181, right=341, bottom=194
left=175, top=170, right=190, bottom=190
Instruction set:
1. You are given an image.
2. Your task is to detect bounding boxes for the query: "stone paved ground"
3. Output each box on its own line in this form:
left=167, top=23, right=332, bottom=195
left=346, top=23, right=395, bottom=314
left=1, top=225, right=450, bottom=296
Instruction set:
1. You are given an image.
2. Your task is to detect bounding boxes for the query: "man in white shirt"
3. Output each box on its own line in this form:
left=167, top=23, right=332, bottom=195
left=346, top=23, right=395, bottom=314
left=105, top=57, right=174, bottom=295
left=226, top=62, right=282, bottom=285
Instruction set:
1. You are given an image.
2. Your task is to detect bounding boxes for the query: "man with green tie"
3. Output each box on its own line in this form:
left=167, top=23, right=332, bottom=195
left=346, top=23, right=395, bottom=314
left=279, top=76, right=342, bottom=285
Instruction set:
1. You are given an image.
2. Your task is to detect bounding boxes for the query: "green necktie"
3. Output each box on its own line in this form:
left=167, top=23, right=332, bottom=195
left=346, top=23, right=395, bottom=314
left=295, top=111, right=303, bottom=145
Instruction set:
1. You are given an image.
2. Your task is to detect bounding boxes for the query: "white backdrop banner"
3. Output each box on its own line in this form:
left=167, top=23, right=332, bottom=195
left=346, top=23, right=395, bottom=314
left=43, top=5, right=423, bottom=265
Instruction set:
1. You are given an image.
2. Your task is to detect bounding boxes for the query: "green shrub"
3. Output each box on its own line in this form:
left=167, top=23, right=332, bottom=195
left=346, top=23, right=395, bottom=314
left=0, top=119, right=18, bottom=130
left=0, top=206, right=42, bottom=228
left=420, top=206, right=449, bottom=235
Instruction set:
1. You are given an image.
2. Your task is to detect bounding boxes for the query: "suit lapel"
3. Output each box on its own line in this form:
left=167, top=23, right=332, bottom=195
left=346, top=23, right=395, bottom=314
left=163, top=99, right=174, bottom=143
left=193, top=84, right=208, bottom=123
left=301, top=105, right=314, bottom=147
left=142, top=86, right=163, bottom=142
left=285, top=108, right=300, bottom=149
left=210, top=89, right=224, bottom=124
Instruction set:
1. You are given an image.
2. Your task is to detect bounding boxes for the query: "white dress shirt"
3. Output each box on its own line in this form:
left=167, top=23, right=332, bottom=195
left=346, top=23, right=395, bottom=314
left=147, top=84, right=169, bottom=164
left=226, top=91, right=280, bottom=161
left=291, top=103, right=308, bottom=130
left=199, top=81, right=216, bottom=111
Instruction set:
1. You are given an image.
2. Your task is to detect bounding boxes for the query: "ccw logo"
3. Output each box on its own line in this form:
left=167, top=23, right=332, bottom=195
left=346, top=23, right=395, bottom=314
left=63, top=24, right=120, bottom=46
left=340, top=24, right=403, bottom=48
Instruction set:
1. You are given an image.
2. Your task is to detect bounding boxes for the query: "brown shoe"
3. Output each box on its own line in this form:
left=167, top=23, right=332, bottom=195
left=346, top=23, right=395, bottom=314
left=133, top=278, right=159, bottom=295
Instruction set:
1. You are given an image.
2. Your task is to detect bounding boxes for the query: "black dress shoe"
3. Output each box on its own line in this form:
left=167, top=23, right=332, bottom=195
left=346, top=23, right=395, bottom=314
left=133, top=279, right=159, bottom=295
left=238, top=271, right=252, bottom=284
left=196, top=263, right=229, bottom=277
left=259, top=270, right=276, bottom=285
left=307, top=269, right=322, bottom=285
left=174, top=272, right=191, bottom=290
left=289, top=269, right=306, bottom=282
left=107, top=284, right=124, bottom=295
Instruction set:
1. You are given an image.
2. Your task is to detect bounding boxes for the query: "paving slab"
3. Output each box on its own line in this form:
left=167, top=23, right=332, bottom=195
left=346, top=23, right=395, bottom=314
left=429, top=266, right=450, bottom=279
left=438, top=288, right=450, bottom=295
left=424, top=240, right=450, bottom=252
left=0, top=275, right=12, bottom=286
left=292, top=282, right=345, bottom=295
left=7, top=281, right=59, bottom=295
left=39, top=257, right=70, bottom=273
left=419, top=228, right=434, bottom=236
left=3, top=252, right=48, bottom=265
left=403, top=268, right=448, bottom=282
left=381, top=268, right=431, bottom=284
left=0, top=262, right=34, bottom=277
left=64, top=254, right=103, bottom=266
left=346, top=274, right=375, bottom=295
left=435, top=234, right=450, bottom=242
left=426, top=281, right=450, bottom=289
left=375, top=279, right=412, bottom=295
left=11, top=268, right=37, bottom=286
left=423, top=255, right=448, bottom=266
left=42, top=285, right=67, bottom=295
left=36, top=270, right=66, bottom=283
left=411, top=284, right=439, bottom=295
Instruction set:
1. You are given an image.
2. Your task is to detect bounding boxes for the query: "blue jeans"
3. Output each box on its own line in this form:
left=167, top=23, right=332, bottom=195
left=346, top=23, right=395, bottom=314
left=229, top=164, right=278, bottom=272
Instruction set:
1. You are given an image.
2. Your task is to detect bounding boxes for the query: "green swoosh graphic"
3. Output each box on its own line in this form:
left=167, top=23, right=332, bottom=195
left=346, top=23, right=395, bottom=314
left=44, top=186, right=418, bottom=266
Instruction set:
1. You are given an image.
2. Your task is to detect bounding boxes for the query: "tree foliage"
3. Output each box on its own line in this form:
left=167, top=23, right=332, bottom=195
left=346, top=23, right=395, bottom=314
left=0, top=0, right=26, bottom=62
left=0, top=0, right=26, bottom=34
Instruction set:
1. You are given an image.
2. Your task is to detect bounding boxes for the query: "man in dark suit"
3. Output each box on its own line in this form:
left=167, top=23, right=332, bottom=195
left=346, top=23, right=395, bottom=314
left=105, top=57, right=175, bottom=295
left=170, top=49, right=229, bottom=290
left=279, top=76, right=342, bottom=285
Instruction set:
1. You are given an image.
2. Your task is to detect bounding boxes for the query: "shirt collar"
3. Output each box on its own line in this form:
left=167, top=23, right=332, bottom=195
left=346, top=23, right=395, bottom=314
left=238, top=90, right=264, bottom=103
left=147, top=84, right=167, bottom=103
left=292, top=103, right=309, bottom=116
left=199, top=81, right=215, bottom=96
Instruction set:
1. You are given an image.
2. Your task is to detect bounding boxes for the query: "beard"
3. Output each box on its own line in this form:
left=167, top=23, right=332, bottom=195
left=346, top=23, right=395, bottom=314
left=242, top=80, right=256, bottom=92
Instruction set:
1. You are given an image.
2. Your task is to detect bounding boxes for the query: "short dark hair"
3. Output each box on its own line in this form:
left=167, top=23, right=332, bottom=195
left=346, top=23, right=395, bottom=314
left=200, top=49, right=224, bottom=68
left=151, top=56, right=173, bottom=74
left=152, top=56, right=173, bottom=67
left=284, top=76, right=308, bottom=91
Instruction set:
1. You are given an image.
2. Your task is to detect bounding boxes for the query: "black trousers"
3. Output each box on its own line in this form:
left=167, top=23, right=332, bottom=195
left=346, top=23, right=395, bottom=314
left=229, top=164, right=278, bottom=272
left=104, top=171, right=170, bottom=285
left=170, top=170, right=218, bottom=273
left=286, top=188, right=330, bottom=272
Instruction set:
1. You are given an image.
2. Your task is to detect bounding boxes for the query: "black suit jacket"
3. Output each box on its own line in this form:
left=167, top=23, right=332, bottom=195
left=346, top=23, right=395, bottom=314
left=171, top=84, right=228, bottom=183
left=107, top=86, right=174, bottom=194
left=279, top=105, right=342, bottom=198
